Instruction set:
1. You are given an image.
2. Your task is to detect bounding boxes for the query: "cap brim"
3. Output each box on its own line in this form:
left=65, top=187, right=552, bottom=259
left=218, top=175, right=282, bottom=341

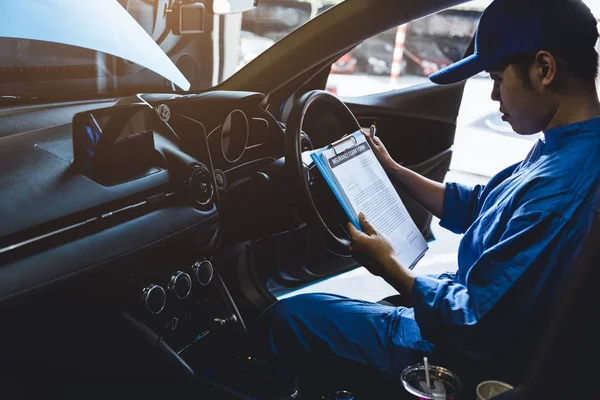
left=429, top=53, right=503, bottom=85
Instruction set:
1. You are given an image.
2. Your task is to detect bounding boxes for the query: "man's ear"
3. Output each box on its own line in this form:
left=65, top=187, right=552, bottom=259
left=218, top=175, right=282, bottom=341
left=535, top=50, right=557, bottom=87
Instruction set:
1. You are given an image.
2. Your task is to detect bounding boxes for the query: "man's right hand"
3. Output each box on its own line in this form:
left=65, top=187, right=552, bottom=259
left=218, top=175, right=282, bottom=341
left=364, top=132, right=397, bottom=171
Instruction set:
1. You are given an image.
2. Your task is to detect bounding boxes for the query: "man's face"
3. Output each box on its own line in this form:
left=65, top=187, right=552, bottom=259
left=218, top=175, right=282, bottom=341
left=489, top=64, right=554, bottom=135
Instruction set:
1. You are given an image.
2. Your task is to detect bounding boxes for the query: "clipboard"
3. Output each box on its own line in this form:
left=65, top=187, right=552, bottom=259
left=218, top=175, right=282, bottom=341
left=311, top=131, right=366, bottom=230
left=310, top=130, right=429, bottom=269
left=329, top=134, right=358, bottom=155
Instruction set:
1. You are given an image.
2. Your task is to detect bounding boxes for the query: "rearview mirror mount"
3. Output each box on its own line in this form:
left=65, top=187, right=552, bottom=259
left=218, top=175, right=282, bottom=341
left=168, top=1, right=205, bottom=35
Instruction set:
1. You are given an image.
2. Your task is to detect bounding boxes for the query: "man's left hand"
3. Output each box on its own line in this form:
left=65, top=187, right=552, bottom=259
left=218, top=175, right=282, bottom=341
left=347, top=213, right=416, bottom=299
left=347, top=213, right=398, bottom=278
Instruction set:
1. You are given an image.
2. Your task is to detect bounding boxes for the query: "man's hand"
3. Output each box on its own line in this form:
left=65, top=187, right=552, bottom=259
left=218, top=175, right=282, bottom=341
left=348, top=213, right=416, bottom=299
left=347, top=213, right=396, bottom=278
left=363, top=132, right=397, bottom=171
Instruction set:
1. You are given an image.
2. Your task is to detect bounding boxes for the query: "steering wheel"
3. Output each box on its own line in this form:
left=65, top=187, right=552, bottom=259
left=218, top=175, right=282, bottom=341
left=285, top=90, right=362, bottom=255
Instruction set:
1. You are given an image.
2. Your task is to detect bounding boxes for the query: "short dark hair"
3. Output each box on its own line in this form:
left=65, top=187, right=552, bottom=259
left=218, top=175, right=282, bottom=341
left=496, top=47, right=599, bottom=86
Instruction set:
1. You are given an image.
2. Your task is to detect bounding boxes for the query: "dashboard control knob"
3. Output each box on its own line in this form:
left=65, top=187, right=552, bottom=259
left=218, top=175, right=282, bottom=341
left=192, top=259, right=214, bottom=286
left=141, top=284, right=166, bottom=315
left=168, top=271, right=192, bottom=300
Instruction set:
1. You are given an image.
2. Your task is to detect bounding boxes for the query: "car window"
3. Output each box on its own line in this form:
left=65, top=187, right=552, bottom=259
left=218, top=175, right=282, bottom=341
left=224, top=0, right=344, bottom=79
left=325, top=4, right=481, bottom=97
left=325, top=0, right=600, bottom=97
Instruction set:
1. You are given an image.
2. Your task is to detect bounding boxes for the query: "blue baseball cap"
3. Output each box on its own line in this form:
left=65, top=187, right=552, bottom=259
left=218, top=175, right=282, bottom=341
left=429, top=0, right=599, bottom=85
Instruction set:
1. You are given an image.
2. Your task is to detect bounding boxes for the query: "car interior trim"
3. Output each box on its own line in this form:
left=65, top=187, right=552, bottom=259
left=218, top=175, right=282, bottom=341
left=0, top=206, right=219, bottom=303
left=206, top=124, right=221, bottom=139
left=0, top=199, right=148, bottom=256
left=222, top=157, right=277, bottom=174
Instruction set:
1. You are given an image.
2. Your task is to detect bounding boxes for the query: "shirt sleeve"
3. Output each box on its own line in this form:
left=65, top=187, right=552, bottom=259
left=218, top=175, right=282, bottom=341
left=439, top=162, right=522, bottom=234
left=413, top=206, right=567, bottom=338
left=439, top=182, right=485, bottom=234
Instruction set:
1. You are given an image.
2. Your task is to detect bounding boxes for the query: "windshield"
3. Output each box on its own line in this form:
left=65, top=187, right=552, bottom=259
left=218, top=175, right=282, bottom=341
left=0, top=0, right=343, bottom=104
left=1, top=0, right=199, bottom=103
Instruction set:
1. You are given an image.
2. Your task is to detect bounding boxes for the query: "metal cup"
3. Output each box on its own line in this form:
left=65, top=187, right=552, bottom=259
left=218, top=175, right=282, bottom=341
left=475, top=380, right=514, bottom=400
left=401, top=363, right=462, bottom=399
left=335, top=390, right=355, bottom=400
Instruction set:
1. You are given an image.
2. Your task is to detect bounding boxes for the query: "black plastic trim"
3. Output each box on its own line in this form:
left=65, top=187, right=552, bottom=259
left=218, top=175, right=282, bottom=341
left=0, top=206, right=218, bottom=304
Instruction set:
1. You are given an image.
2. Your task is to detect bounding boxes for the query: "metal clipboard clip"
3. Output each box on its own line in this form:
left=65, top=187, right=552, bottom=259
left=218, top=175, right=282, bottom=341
left=329, top=134, right=358, bottom=155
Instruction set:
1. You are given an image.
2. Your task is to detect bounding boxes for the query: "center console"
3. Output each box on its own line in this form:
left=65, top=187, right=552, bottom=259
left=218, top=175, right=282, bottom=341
left=125, top=239, right=246, bottom=356
left=124, top=247, right=301, bottom=400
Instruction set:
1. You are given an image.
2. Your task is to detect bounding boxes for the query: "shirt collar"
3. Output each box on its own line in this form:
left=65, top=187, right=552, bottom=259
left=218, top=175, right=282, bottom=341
left=543, top=116, right=600, bottom=151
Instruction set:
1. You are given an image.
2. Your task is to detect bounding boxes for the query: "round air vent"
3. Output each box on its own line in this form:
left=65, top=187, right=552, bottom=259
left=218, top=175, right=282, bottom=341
left=187, top=163, right=214, bottom=207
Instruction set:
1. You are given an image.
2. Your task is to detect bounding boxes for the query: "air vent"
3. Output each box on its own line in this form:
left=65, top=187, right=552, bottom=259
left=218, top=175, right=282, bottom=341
left=187, top=163, right=214, bottom=207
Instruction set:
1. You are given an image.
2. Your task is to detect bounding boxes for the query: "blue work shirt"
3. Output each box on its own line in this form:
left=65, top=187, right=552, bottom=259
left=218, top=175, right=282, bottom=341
left=249, top=117, right=600, bottom=387
left=413, top=117, right=600, bottom=374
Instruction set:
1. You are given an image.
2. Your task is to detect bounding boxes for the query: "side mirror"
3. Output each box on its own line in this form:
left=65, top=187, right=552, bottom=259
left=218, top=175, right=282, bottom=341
left=208, top=0, right=258, bottom=15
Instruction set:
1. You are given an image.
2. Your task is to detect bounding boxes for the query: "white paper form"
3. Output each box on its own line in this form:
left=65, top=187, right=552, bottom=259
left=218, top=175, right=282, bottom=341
left=321, top=133, right=428, bottom=268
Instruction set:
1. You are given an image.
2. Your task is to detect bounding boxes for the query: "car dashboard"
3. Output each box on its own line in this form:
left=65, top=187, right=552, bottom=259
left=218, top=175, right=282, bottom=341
left=0, top=90, right=299, bottom=382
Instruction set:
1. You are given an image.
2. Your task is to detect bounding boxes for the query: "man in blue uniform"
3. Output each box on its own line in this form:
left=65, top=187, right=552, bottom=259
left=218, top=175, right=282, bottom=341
left=249, top=0, right=600, bottom=393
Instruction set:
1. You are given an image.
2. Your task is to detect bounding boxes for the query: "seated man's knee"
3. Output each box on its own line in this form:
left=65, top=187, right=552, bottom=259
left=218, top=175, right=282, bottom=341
left=269, top=293, right=334, bottom=321
left=251, top=294, right=342, bottom=344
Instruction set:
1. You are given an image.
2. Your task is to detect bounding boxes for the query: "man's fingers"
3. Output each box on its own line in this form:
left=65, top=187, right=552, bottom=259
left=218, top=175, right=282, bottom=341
left=347, top=221, right=369, bottom=244
left=358, top=212, right=377, bottom=235
left=347, top=221, right=361, bottom=240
